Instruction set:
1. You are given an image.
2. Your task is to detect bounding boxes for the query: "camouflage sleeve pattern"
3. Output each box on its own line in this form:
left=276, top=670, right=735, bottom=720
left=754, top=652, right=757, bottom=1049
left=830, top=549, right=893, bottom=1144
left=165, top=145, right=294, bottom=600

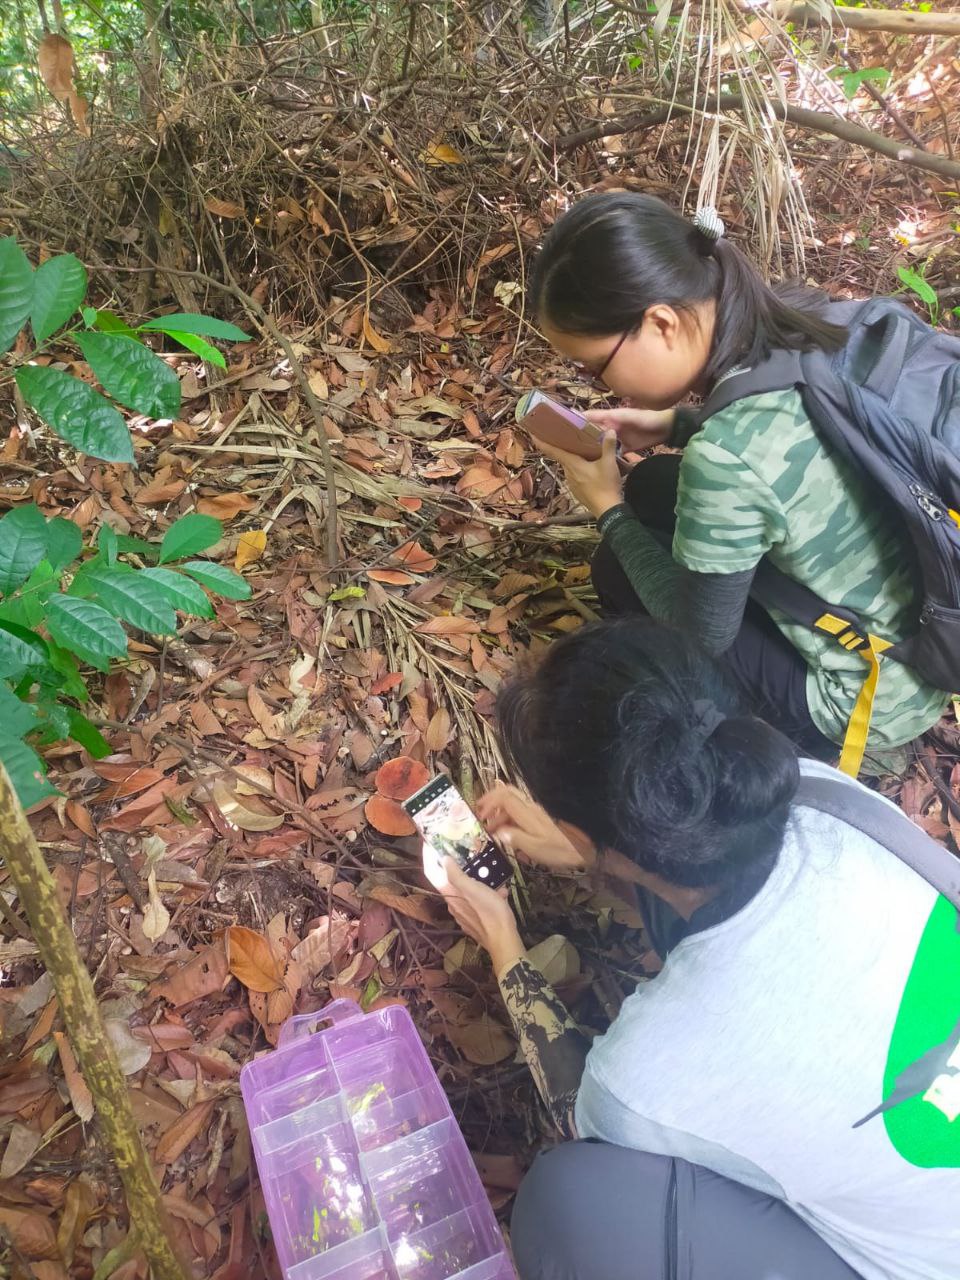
left=498, top=957, right=590, bottom=1137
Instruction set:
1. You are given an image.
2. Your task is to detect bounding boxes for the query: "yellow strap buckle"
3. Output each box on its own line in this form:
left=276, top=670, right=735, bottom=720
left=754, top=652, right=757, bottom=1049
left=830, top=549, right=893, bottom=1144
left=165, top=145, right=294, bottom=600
left=814, top=613, right=892, bottom=777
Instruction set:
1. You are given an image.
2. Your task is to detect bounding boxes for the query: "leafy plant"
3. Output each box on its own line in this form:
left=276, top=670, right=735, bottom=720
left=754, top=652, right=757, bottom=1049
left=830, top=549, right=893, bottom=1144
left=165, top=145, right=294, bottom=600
left=830, top=65, right=890, bottom=101
left=0, top=236, right=248, bottom=462
left=0, top=506, right=251, bottom=807
left=897, top=263, right=942, bottom=324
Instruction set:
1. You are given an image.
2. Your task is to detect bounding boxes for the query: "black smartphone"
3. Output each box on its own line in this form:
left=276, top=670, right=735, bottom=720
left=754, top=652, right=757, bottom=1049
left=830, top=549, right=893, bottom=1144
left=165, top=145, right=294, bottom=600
left=403, top=775, right=512, bottom=889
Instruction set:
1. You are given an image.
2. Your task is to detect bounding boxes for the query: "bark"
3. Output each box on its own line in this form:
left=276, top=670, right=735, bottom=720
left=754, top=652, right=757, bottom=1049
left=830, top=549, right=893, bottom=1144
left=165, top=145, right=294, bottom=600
left=0, top=765, right=191, bottom=1280
left=770, top=3, right=960, bottom=37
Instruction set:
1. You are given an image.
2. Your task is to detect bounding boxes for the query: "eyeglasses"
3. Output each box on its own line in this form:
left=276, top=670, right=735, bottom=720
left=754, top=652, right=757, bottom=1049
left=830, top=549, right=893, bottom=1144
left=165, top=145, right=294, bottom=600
left=573, top=328, right=632, bottom=390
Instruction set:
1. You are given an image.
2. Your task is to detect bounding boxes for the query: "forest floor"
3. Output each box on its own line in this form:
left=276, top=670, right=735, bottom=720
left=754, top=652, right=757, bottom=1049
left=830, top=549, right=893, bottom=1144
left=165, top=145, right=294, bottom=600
left=2, top=61, right=960, bottom=1280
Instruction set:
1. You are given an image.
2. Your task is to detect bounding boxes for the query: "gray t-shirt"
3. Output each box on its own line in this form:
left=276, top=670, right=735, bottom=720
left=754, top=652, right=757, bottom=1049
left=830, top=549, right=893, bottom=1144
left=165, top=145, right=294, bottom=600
left=575, top=760, right=960, bottom=1280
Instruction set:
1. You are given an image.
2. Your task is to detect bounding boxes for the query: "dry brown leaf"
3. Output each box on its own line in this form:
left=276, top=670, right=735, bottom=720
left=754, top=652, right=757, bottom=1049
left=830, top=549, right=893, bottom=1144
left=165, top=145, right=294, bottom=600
left=368, top=569, right=415, bottom=586
left=65, top=799, right=95, bottom=837
left=246, top=686, right=280, bottom=739
left=291, top=913, right=356, bottom=979
left=362, top=313, right=393, bottom=354
left=364, top=793, right=417, bottom=837
left=53, top=1031, right=94, bottom=1123
left=150, top=944, right=229, bottom=1007
left=416, top=615, right=480, bottom=636
left=225, top=926, right=285, bottom=993
left=38, top=33, right=74, bottom=101
left=421, top=138, right=466, bottom=165
left=306, top=785, right=368, bottom=818
left=364, top=881, right=445, bottom=925
left=57, top=1178, right=95, bottom=1268
left=156, top=1099, right=216, bottom=1164
left=205, top=197, right=244, bottom=218
left=142, top=870, right=171, bottom=942
left=448, top=1015, right=514, bottom=1066
left=0, top=1122, right=42, bottom=1179
left=424, top=708, right=452, bottom=753
left=235, top=529, right=267, bottom=570
left=525, top=935, right=580, bottom=985
left=211, top=777, right=283, bottom=831
left=0, top=1205, right=58, bottom=1260
left=393, top=540, right=438, bottom=573
left=68, top=91, right=89, bottom=135
left=189, top=702, right=224, bottom=737
left=195, top=492, right=255, bottom=519
left=374, top=756, right=430, bottom=802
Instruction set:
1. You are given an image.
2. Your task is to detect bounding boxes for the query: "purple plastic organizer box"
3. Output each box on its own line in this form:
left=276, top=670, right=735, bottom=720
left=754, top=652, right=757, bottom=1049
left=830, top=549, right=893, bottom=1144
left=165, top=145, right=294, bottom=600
left=240, top=998, right=516, bottom=1280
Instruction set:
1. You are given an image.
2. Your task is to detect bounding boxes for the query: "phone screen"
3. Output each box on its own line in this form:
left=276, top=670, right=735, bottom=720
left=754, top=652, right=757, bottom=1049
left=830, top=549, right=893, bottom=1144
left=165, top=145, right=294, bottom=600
left=404, top=777, right=512, bottom=888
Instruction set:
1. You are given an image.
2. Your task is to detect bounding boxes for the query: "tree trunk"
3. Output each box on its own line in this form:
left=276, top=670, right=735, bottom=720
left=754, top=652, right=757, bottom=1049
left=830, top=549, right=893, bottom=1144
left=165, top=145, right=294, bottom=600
left=0, top=765, right=191, bottom=1280
left=770, top=3, right=960, bottom=37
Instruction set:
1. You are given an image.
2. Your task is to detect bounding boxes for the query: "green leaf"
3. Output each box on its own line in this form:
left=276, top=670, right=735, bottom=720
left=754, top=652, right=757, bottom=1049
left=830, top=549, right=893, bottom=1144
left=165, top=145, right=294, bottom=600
left=0, top=732, right=57, bottom=808
left=91, top=310, right=138, bottom=337
left=81, top=305, right=97, bottom=328
left=140, top=567, right=216, bottom=617
left=45, top=595, right=128, bottom=671
left=181, top=561, right=252, bottom=600
left=15, top=365, right=134, bottom=463
left=98, top=523, right=119, bottom=565
left=67, top=708, right=111, bottom=758
left=74, top=332, right=181, bottom=420
left=0, top=505, right=48, bottom=597
left=116, top=534, right=159, bottom=560
left=158, top=513, right=222, bottom=564
left=45, top=517, right=82, bottom=572
left=45, top=640, right=88, bottom=701
left=328, top=585, right=366, bottom=602
left=0, top=619, right=50, bottom=680
left=15, top=561, right=56, bottom=628
left=69, top=564, right=177, bottom=634
left=0, top=683, right=42, bottom=739
left=138, top=312, right=249, bottom=342
left=0, top=237, right=33, bottom=354
left=30, top=254, right=87, bottom=343
left=897, top=265, right=938, bottom=308
left=163, top=329, right=227, bottom=369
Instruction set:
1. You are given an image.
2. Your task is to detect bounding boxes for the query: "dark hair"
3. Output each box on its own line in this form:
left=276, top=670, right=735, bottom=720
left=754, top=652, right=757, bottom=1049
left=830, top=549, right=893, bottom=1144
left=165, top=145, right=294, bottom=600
left=531, top=193, right=846, bottom=385
left=496, top=620, right=800, bottom=889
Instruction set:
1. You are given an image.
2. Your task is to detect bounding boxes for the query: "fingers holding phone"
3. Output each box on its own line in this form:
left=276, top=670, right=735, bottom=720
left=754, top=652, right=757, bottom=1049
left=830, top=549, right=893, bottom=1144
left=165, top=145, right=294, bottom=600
left=583, top=406, right=675, bottom=453
left=538, top=430, right=624, bottom=520
left=476, top=784, right=589, bottom=873
left=425, top=849, right=523, bottom=976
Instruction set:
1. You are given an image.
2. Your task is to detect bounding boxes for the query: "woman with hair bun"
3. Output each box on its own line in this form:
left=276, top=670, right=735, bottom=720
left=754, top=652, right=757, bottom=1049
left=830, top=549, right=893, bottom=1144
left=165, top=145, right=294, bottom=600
left=428, top=619, right=960, bottom=1280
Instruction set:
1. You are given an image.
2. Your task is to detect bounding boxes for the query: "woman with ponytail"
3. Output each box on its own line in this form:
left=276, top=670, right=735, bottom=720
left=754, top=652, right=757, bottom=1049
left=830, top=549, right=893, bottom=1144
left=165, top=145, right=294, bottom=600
left=427, top=620, right=960, bottom=1280
left=526, top=193, right=949, bottom=758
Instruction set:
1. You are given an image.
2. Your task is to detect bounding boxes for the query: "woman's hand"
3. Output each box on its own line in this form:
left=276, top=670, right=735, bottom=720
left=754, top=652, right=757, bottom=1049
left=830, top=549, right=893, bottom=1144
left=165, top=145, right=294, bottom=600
left=424, top=850, right=524, bottom=976
left=476, top=785, right=589, bottom=873
left=584, top=406, right=675, bottom=453
left=538, top=431, right=623, bottom=520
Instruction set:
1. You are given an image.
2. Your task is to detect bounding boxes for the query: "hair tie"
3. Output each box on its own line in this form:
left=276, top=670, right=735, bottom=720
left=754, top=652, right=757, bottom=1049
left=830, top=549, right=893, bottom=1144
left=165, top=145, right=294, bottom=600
left=692, top=699, right=725, bottom=742
left=692, top=206, right=725, bottom=254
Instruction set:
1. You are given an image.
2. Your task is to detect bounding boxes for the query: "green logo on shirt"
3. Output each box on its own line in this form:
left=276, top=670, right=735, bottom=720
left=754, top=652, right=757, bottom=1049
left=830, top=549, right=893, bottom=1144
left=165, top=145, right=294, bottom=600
left=876, top=896, right=960, bottom=1167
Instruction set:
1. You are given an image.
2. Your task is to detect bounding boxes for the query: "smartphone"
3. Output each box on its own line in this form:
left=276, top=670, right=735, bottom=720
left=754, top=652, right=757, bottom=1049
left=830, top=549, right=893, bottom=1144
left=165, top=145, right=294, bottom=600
left=516, top=389, right=606, bottom=461
left=403, top=776, right=512, bottom=889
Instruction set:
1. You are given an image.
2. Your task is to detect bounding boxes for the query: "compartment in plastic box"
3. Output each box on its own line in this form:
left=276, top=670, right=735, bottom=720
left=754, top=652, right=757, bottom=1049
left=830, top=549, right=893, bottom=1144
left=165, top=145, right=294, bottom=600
left=254, top=1095, right=347, bottom=1157
left=368, top=1121, right=482, bottom=1237
left=334, top=1040, right=424, bottom=1117
left=260, top=1121, right=377, bottom=1268
left=388, top=1205, right=502, bottom=1280
left=245, top=1049, right=339, bottom=1127
left=351, top=1085, right=448, bottom=1154
left=287, top=1229, right=398, bottom=1280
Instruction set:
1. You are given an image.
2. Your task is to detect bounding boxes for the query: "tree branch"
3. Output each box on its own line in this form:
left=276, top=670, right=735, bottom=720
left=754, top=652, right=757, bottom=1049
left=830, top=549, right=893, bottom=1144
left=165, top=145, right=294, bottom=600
left=553, top=93, right=960, bottom=181
left=0, top=765, right=191, bottom=1280
left=769, top=3, right=960, bottom=37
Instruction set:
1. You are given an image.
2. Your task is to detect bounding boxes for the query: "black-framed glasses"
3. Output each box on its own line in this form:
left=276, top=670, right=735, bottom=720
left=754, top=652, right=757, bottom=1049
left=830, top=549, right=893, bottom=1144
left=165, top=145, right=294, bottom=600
left=572, top=328, right=632, bottom=390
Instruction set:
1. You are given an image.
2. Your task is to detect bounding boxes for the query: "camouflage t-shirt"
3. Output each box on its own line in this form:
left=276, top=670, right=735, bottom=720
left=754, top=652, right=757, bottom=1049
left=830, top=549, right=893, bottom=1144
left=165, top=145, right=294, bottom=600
left=672, top=388, right=950, bottom=748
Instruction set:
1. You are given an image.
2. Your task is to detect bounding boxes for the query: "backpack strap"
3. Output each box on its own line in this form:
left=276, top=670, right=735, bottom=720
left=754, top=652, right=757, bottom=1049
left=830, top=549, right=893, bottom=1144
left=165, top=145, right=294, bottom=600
left=793, top=773, right=960, bottom=910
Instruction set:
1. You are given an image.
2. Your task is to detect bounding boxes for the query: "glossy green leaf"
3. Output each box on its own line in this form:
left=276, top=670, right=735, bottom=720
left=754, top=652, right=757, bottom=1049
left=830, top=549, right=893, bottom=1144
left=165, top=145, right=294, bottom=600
left=0, top=504, right=48, bottom=597
left=13, top=561, right=56, bottom=628
left=69, top=564, right=177, bottom=634
left=98, top=523, right=119, bottom=565
left=163, top=329, right=226, bottom=369
left=45, top=640, right=88, bottom=701
left=897, top=265, right=938, bottom=309
left=181, top=561, right=252, bottom=600
left=90, top=309, right=138, bottom=337
left=30, top=254, right=87, bottom=343
left=45, top=595, right=128, bottom=671
left=116, top=534, right=159, bottom=560
left=45, top=517, right=82, bottom=572
left=0, top=619, right=50, bottom=680
left=67, top=708, right=111, bottom=758
left=0, top=684, right=42, bottom=739
left=74, top=332, right=181, bottom=420
left=0, top=238, right=33, bottom=354
left=81, top=305, right=97, bottom=328
left=0, top=732, right=57, bottom=808
left=140, top=567, right=216, bottom=617
left=15, top=365, right=134, bottom=463
left=158, top=513, right=222, bottom=564
left=138, top=312, right=249, bottom=341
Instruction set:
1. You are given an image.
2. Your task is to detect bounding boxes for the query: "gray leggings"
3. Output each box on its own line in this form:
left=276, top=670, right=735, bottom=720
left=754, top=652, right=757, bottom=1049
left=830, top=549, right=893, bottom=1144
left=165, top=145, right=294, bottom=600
left=510, top=1141, right=864, bottom=1280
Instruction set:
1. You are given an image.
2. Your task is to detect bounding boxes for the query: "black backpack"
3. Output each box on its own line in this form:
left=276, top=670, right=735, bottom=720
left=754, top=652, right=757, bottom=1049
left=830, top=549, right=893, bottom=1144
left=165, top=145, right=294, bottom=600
left=699, top=298, right=960, bottom=770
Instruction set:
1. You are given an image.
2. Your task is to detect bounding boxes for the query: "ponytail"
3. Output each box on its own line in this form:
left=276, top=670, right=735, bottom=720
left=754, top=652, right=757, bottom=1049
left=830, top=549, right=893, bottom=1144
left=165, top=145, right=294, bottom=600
left=532, top=192, right=847, bottom=385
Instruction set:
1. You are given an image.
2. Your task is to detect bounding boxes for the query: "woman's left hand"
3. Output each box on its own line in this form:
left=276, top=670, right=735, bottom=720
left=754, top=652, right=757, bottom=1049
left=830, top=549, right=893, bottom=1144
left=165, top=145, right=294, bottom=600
left=539, top=431, right=623, bottom=520
left=424, top=848, right=525, bottom=977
